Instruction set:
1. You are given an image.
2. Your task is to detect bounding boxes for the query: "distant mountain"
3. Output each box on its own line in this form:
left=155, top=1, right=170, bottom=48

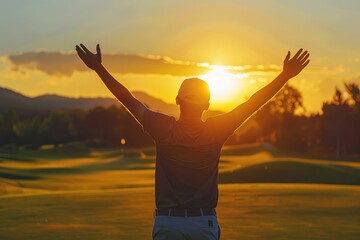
left=0, top=87, right=119, bottom=113
left=132, top=91, right=180, bottom=116
left=32, top=94, right=119, bottom=110
left=0, top=87, right=37, bottom=113
left=0, top=87, right=223, bottom=117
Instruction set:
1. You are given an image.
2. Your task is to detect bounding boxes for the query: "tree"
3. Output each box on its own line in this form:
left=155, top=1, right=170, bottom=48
left=41, top=110, right=71, bottom=146
left=333, top=87, right=345, bottom=105
left=344, top=82, right=360, bottom=105
left=0, top=110, right=19, bottom=144
left=68, top=109, right=87, bottom=141
left=343, top=82, right=360, bottom=153
left=270, top=84, right=304, bottom=114
left=14, top=117, right=42, bottom=146
left=321, top=87, right=352, bottom=158
left=85, top=106, right=125, bottom=146
left=250, top=83, right=306, bottom=152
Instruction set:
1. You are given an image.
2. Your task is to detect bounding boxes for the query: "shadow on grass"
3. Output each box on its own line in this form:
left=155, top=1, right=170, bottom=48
left=0, top=170, right=41, bottom=180
left=220, top=160, right=360, bottom=185
left=15, top=155, right=155, bottom=176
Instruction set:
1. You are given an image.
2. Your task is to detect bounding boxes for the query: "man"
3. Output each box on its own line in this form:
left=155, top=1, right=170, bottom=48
left=76, top=44, right=310, bottom=239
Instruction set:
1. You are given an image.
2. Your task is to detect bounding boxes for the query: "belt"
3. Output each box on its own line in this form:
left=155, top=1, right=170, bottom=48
left=155, top=208, right=216, bottom=217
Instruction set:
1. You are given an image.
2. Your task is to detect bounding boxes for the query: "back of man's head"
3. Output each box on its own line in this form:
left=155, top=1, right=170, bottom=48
left=176, top=78, right=210, bottom=111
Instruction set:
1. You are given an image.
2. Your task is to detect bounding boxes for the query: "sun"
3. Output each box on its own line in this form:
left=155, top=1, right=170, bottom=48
left=199, top=67, right=244, bottom=102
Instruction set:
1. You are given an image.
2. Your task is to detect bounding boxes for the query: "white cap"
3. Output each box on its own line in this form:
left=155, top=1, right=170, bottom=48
left=177, top=78, right=210, bottom=104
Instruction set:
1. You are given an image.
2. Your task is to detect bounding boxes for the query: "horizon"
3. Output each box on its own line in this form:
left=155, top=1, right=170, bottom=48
left=1, top=0, right=359, bottom=113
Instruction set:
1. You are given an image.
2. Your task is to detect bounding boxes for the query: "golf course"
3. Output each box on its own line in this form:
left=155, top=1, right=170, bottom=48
left=0, top=143, right=359, bottom=239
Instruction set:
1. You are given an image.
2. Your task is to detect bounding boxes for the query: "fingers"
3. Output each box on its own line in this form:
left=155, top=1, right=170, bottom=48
left=96, top=44, right=102, bottom=62
left=292, top=48, right=303, bottom=59
left=80, top=43, right=92, bottom=54
left=75, top=45, right=86, bottom=60
left=298, top=50, right=308, bottom=61
left=96, top=44, right=101, bottom=55
left=300, top=52, right=310, bottom=64
left=284, top=51, right=290, bottom=62
left=297, top=51, right=308, bottom=62
left=301, top=59, right=310, bottom=68
left=75, top=45, right=83, bottom=53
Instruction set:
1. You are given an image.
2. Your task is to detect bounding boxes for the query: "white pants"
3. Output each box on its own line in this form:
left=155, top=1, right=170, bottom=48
left=152, top=215, right=220, bottom=240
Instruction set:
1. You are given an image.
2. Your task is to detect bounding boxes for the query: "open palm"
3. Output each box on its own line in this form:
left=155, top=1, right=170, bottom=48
left=76, top=44, right=102, bottom=70
left=283, top=49, right=310, bottom=78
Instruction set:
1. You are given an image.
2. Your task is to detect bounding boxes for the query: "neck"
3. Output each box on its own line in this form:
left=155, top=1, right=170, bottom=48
left=178, top=111, right=203, bottom=124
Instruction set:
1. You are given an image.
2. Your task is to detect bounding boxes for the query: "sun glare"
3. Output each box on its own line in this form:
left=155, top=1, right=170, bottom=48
left=199, top=67, right=245, bottom=102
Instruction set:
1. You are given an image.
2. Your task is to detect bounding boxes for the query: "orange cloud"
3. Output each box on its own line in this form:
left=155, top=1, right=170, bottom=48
left=7, top=51, right=283, bottom=77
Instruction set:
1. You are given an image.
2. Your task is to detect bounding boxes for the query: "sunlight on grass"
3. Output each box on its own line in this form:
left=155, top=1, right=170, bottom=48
left=0, top=145, right=359, bottom=239
left=0, top=184, right=359, bottom=239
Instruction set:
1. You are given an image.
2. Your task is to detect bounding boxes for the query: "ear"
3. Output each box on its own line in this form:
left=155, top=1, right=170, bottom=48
left=176, top=96, right=180, bottom=105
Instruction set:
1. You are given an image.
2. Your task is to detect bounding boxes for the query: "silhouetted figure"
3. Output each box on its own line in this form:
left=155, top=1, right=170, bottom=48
left=76, top=43, right=310, bottom=239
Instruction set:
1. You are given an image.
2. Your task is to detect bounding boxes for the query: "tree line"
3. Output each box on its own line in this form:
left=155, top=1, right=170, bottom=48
left=228, top=82, right=360, bottom=157
left=0, top=105, right=153, bottom=148
left=0, top=82, right=359, bottom=157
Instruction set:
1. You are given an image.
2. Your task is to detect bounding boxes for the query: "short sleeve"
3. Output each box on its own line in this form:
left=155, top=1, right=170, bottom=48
left=142, top=109, right=174, bottom=142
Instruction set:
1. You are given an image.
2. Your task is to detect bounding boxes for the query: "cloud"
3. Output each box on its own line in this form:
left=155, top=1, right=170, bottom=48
left=344, top=74, right=360, bottom=83
left=7, top=51, right=283, bottom=77
left=348, top=58, right=360, bottom=63
left=8, top=51, right=208, bottom=77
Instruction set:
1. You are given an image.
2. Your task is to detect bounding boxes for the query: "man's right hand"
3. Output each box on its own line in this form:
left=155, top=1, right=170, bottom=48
left=76, top=43, right=102, bottom=71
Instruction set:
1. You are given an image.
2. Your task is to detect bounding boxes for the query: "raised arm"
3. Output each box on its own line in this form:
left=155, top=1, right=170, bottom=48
left=220, top=49, right=310, bottom=129
left=76, top=43, right=148, bottom=125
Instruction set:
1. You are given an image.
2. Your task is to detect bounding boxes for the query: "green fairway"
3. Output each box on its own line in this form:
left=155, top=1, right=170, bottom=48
left=0, top=144, right=360, bottom=239
left=0, top=184, right=359, bottom=240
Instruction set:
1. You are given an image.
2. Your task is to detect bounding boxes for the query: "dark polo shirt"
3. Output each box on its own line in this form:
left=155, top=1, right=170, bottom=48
left=143, top=109, right=238, bottom=209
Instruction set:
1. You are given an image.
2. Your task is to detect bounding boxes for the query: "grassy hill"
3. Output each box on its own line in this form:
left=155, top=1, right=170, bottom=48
left=0, top=143, right=359, bottom=196
left=0, top=144, right=359, bottom=239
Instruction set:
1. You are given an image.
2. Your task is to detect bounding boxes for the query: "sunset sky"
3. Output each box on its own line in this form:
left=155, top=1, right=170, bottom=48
left=0, top=0, right=359, bottom=113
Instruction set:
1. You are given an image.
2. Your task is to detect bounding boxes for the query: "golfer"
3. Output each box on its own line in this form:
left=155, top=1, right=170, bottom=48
left=76, top=43, right=310, bottom=239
